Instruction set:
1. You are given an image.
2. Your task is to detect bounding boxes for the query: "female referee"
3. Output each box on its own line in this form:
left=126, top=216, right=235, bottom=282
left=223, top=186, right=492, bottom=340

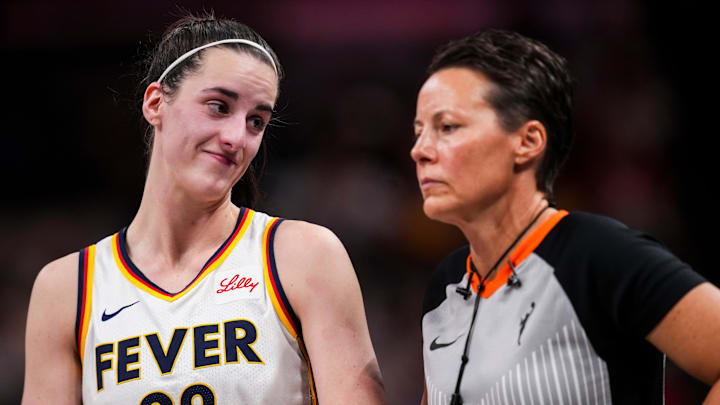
left=413, top=30, right=720, bottom=404
left=22, top=12, right=385, bottom=405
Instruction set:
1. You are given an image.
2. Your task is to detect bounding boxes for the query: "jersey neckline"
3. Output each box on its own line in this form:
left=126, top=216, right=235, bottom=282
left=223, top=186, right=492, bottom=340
left=466, top=209, right=569, bottom=298
left=111, top=207, right=254, bottom=302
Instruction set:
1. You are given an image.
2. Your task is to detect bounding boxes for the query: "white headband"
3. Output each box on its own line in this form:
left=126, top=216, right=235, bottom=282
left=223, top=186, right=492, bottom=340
left=156, top=38, right=278, bottom=83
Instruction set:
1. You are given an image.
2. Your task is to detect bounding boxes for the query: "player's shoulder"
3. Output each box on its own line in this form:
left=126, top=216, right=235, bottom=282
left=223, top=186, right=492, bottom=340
left=28, top=251, right=81, bottom=333
left=272, top=220, right=359, bottom=320
left=272, top=219, right=355, bottom=289
left=34, top=252, right=80, bottom=294
left=274, top=219, right=346, bottom=256
left=31, top=231, right=113, bottom=306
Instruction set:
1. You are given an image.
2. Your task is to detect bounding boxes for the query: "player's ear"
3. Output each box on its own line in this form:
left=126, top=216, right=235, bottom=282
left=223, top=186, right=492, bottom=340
left=514, top=120, right=547, bottom=167
left=142, top=82, right=164, bottom=129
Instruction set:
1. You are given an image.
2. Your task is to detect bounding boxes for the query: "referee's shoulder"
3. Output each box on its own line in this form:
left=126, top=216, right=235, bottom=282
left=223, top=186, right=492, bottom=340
left=545, top=210, right=672, bottom=267
left=551, top=211, right=640, bottom=248
left=560, top=211, right=629, bottom=233
left=433, top=245, right=469, bottom=280
left=422, top=245, right=469, bottom=317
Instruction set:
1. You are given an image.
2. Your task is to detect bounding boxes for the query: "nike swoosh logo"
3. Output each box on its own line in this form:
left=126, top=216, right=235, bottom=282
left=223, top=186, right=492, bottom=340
left=101, top=301, right=140, bottom=322
left=429, top=335, right=463, bottom=351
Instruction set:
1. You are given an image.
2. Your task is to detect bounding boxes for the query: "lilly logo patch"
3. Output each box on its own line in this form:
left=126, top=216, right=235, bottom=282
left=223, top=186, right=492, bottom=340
left=214, top=265, right=261, bottom=304
left=217, top=274, right=259, bottom=294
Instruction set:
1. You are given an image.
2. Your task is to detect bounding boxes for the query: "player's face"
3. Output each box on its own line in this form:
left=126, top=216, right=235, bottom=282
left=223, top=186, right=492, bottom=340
left=154, top=48, right=278, bottom=202
left=411, top=67, right=517, bottom=224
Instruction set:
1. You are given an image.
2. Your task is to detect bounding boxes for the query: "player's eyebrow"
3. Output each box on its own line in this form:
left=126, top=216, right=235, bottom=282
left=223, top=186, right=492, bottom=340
left=203, top=87, right=275, bottom=113
left=203, top=87, right=238, bottom=100
left=255, top=104, right=273, bottom=113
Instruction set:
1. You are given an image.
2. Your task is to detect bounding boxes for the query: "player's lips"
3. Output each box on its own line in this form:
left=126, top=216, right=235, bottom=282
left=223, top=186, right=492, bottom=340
left=204, top=151, right=237, bottom=166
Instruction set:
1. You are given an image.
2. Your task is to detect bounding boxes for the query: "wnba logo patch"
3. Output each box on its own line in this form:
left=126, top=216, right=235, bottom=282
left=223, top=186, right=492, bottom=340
left=214, top=265, right=262, bottom=304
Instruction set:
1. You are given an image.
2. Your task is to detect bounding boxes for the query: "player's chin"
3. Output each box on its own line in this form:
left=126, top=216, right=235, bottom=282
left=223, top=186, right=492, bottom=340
left=188, top=176, right=234, bottom=202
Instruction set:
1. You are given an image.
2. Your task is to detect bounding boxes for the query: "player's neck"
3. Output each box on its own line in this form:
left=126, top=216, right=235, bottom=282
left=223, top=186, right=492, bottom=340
left=128, top=177, right=239, bottom=269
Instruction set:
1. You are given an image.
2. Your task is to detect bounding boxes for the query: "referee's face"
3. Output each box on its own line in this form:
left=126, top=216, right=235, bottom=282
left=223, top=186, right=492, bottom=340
left=411, top=67, right=518, bottom=225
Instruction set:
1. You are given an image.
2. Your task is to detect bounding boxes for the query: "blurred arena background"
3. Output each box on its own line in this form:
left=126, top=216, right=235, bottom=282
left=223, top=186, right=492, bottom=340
left=1, top=1, right=714, bottom=403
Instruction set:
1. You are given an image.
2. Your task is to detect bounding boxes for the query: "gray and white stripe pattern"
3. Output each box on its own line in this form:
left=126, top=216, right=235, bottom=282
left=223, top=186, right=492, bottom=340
left=427, top=319, right=611, bottom=405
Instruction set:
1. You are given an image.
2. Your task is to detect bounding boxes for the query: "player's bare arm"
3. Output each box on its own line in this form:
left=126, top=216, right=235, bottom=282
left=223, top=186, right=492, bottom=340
left=22, top=253, right=82, bottom=405
left=275, top=220, right=386, bottom=404
left=646, top=282, right=720, bottom=404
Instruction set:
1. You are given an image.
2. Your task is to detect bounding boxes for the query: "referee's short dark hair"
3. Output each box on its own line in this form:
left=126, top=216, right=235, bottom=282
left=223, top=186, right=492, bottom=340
left=428, top=29, right=574, bottom=198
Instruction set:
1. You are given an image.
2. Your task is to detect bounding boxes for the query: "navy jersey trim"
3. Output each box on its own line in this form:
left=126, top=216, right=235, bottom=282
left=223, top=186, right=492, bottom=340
left=75, top=247, right=87, bottom=351
left=267, top=218, right=302, bottom=334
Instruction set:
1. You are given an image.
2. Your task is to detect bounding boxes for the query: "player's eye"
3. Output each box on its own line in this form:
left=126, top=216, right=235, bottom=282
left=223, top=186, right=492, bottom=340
left=208, top=101, right=229, bottom=115
left=248, top=116, right=267, bottom=133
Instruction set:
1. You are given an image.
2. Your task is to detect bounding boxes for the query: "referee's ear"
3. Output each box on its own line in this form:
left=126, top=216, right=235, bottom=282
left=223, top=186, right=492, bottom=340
left=142, top=82, right=164, bottom=129
left=514, top=119, right=547, bottom=168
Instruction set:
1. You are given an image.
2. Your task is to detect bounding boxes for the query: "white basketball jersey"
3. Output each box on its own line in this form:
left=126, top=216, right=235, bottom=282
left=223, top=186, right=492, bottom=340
left=76, top=208, right=316, bottom=404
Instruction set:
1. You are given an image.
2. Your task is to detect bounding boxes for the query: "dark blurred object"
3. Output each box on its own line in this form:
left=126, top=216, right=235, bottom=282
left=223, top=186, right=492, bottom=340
left=667, top=359, right=710, bottom=405
left=1, top=1, right=715, bottom=404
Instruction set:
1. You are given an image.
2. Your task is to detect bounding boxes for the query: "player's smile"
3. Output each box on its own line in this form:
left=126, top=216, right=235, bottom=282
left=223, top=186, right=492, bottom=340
left=203, top=149, right=238, bottom=166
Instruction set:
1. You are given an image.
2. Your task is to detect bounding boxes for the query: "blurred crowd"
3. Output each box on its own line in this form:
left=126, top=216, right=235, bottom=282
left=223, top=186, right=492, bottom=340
left=1, top=1, right=713, bottom=404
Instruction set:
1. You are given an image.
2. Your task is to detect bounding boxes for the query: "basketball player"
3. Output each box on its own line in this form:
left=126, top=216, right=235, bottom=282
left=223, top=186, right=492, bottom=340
left=22, top=13, right=385, bottom=405
left=412, top=30, right=720, bottom=404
